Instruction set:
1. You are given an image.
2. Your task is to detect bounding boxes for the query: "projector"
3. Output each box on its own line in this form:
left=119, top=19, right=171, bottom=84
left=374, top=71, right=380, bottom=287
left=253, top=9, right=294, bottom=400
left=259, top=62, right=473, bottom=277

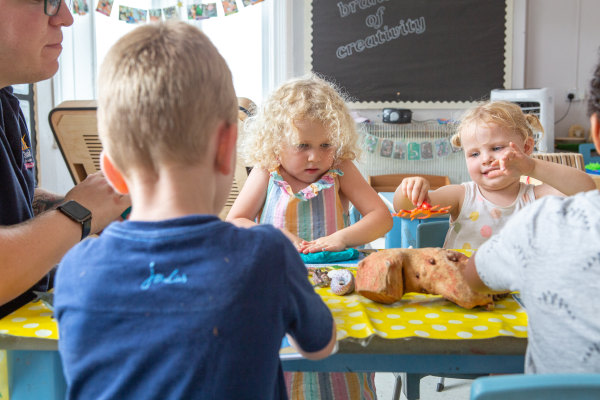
left=382, top=108, right=412, bottom=124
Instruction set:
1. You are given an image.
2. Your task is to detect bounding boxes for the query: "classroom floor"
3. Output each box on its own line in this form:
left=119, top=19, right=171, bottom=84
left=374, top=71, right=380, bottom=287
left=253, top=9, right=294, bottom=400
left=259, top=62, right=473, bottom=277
left=375, top=373, right=473, bottom=400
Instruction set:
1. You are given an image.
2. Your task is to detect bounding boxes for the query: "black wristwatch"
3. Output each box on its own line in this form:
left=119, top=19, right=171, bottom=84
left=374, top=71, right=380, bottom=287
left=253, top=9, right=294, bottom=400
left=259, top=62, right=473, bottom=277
left=58, top=200, right=92, bottom=240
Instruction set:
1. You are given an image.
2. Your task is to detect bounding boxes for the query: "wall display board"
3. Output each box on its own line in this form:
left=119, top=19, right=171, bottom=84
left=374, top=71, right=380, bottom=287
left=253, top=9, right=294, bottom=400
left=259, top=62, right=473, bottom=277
left=306, top=0, right=512, bottom=108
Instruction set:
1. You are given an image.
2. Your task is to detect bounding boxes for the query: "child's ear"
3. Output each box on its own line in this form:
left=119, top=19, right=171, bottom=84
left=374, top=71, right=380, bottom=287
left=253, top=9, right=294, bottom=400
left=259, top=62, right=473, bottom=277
left=215, top=121, right=238, bottom=175
left=101, top=152, right=129, bottom=194
left=591, top=113, right=600, bottom=153
left=523, top=136, right=535, bottom=155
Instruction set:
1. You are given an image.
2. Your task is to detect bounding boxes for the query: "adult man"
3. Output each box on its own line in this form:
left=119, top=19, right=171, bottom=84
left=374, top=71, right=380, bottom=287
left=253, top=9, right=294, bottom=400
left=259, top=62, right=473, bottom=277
left=0, top=0, right=129, bottom=315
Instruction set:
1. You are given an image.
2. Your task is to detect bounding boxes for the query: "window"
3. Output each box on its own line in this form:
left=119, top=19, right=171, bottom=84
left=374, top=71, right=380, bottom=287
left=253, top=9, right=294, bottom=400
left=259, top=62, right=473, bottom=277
left=54, top=0, right=292, bottom=106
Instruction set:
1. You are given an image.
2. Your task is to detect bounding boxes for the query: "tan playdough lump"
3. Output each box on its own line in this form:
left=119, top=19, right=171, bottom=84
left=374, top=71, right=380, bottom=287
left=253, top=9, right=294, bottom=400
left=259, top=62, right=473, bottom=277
left=355, top=248, right=495, bottom=310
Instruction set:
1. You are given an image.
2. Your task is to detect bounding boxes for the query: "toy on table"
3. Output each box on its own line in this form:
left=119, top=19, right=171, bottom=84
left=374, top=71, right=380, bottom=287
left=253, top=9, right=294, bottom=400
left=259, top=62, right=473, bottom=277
left=394, top=201, right=451, bottom=221
left=585, top=162, right=600, bottom=175
left=309, top=267, right=355, bottom=295
left=299, top=247, right=359, bottom=264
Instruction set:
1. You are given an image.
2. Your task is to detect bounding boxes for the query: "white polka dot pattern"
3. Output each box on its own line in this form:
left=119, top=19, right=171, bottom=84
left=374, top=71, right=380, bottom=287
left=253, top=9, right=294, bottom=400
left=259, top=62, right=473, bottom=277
left=313, top=285, right=528, bottom=340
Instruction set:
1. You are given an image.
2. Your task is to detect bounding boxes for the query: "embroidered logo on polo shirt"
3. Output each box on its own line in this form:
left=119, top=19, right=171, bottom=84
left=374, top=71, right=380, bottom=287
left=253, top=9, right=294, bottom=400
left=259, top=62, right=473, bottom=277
left=21, top=134, right=34, bottom=169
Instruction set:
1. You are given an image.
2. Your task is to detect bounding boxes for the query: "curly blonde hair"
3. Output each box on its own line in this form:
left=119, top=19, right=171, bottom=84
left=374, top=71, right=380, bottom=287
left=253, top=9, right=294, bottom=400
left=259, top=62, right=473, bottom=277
left=451, top=100, right=544, bottom=148
left=239, top=75, right=360, bottom=170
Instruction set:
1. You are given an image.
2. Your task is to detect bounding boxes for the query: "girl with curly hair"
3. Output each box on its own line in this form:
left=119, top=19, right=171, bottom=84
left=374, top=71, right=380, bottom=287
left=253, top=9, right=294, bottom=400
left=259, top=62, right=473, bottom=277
left=228, top=75, right=392, bottom=255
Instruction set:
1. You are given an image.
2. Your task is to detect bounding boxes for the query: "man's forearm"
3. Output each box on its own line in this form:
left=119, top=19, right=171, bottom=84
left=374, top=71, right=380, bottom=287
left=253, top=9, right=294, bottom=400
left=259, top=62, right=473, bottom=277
left=0, top=209, right=80, bottom=305
left=32, top=188, right=65, bottom=215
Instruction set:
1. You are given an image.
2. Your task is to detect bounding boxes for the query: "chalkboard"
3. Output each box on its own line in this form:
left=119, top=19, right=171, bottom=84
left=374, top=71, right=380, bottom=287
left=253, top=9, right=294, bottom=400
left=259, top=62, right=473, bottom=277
left=307, top=0, right=511, bottom=107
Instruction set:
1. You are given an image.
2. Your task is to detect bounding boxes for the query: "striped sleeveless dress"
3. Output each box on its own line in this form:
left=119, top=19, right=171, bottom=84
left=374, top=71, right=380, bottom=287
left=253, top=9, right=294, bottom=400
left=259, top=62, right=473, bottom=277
left=259, top=168, right=376, bottom=400
left=258, top=168, right=349, bottom=241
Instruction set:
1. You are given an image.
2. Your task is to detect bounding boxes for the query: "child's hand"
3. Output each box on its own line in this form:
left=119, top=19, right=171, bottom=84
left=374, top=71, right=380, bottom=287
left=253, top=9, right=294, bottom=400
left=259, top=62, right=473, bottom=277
left=280, top=229, right=308, bottom=250
left=400, top=177, right=431, bottom=207
left=489, top=142, right=535, bottom=178
left=299, top=235, right=346, bottom=254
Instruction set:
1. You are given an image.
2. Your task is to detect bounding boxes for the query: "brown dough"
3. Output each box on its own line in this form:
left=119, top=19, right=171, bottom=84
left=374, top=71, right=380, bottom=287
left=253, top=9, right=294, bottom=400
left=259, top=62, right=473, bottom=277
left=355, top=248, right=495, bottom=310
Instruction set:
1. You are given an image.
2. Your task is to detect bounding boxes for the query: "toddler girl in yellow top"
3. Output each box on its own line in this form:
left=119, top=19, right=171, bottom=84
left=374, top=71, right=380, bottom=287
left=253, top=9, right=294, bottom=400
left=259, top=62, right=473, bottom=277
left=227, top=75, right=392, bottom=399
left=393, top=100, right=595, bottom=250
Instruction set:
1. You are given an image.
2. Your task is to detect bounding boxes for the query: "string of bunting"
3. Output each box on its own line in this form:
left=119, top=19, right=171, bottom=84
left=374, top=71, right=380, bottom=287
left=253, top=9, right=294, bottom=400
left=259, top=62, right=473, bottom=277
left=72, top=0, right=264, bottom=23
left=360, top=121, right=462, bottom=162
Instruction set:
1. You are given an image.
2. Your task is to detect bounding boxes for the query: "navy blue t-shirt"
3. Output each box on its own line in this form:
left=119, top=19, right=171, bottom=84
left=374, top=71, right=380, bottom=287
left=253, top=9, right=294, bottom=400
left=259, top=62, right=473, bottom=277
left=55, top=215, right=334, bottom=400
left=0, top=86, right=50, bottom=317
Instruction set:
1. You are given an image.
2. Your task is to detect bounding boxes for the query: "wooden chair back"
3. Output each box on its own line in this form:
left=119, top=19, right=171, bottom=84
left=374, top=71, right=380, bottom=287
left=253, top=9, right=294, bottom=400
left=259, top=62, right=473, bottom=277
left=49, top=98, right=254, bottom=221
left=368, top=173, right=451, bottom=193
left=530, top=152, right=585, bottom=171
left=49, top=100, right=99, bottom=185
left=218, top=97, right=256, bottom=220
left=522, top=152, right=585, bottom=185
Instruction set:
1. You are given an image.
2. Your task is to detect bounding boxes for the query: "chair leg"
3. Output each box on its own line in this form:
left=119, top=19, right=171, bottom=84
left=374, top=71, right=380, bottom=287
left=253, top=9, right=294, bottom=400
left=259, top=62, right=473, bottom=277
left=401, top=373, right=423, bottom=400
left=436, top=377, right=445, bottom=392
left=392, top=373, right=402, bottom=400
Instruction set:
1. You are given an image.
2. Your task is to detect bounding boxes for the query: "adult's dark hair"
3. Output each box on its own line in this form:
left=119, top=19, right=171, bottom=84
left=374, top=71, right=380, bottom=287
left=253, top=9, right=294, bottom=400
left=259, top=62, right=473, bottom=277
left=588, top=57, right=600, bottom=116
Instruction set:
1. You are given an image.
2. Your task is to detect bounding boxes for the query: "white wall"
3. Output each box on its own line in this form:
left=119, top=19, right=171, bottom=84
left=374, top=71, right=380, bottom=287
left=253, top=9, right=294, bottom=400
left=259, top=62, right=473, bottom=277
left=526, top=0, right=600, bottom=139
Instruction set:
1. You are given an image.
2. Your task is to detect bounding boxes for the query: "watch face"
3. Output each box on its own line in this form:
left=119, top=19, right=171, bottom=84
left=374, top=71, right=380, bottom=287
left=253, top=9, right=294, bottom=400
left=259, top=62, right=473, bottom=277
left=61, top=201, right=91, bottom=221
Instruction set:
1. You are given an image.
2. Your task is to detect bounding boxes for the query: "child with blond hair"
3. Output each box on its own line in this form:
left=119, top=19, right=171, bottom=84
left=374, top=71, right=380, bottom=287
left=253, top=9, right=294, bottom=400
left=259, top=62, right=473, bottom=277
left=394, top=100, right=595, bottom=250
left=55, top=22, right=336, bottom=399
left=460, top=59, right=600, bottom=374
left=227, top=75, right=392, bottom=399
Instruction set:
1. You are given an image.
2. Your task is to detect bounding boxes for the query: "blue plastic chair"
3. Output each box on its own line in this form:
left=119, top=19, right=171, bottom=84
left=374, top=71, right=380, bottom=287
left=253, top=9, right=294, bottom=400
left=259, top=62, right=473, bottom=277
left=579, top=142, right=600, bottom=166
left=470, top=374, right=600, bottom=400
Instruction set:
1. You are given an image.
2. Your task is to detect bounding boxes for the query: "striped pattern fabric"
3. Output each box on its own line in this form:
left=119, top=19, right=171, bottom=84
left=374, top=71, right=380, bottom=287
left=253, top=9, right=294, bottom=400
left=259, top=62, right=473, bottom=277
left=285, top=372, right=377, bottom=400
left=258, top=169, right=348, bottom=241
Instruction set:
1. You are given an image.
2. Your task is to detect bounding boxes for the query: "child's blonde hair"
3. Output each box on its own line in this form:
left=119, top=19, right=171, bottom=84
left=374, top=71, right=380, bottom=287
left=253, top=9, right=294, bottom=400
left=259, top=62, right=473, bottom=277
left=451, top=100, right=544, bottom=148
left=240, top=75, right=360, bottom=170
left=97, top=21, right=237, bottom=175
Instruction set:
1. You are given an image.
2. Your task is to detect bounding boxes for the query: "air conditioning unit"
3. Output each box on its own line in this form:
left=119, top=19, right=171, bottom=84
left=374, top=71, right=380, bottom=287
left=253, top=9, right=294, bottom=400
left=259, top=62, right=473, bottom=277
left=490, top=88, right=554, bottom=152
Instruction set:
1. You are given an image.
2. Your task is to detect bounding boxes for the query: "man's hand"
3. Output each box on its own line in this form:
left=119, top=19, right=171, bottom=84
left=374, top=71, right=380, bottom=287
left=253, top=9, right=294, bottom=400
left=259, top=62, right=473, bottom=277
left=63, top=172, right=131, bottom=234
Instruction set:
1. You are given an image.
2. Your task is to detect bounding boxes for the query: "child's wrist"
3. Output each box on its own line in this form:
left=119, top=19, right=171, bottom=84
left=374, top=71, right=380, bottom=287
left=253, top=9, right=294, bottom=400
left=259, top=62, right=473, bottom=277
left=524, top=158, right=538, bottom=177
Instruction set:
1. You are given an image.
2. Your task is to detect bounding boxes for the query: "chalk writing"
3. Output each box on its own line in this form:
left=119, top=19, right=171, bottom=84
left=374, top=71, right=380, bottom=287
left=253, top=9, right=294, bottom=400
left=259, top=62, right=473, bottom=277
left=365, top=6, right=385, bottom=29
left=337, top=0, right=389, bottom=18
left=140, top=261, right=188, bottom=290
left=336, top=17, right=426, bottom=59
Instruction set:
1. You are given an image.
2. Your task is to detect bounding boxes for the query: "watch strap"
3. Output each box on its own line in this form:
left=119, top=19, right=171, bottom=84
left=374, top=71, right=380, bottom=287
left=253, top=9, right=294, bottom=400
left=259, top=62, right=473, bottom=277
left=81, top=217, right=91, bottom=240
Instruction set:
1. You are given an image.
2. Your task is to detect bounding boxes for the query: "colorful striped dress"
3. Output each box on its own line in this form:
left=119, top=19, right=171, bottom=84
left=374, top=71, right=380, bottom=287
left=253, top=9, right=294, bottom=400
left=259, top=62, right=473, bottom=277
left=258, top=168, right=349, bottom=241
left=259, top=168, right=377, bottom=400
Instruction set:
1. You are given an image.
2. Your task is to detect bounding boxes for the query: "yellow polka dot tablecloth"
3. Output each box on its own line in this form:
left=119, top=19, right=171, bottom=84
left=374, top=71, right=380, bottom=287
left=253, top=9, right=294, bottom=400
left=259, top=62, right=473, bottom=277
left=310, top=249, right=528, bottom=342
left=316, top=286, right=527, bottom=341
left=0, top=301, right=57, bottom=340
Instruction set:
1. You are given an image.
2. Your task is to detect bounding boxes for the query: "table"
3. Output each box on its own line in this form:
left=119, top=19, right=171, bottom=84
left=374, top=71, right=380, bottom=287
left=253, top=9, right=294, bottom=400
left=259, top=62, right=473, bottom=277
left=283, top=266, right=527, bottom=399
left=1, top=272, right=527, bottom=400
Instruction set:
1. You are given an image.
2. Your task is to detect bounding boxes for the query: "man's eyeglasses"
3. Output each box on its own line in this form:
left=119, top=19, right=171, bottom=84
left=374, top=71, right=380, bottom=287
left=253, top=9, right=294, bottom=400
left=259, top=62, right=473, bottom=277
left=44, top=0, right=63, bottom=16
